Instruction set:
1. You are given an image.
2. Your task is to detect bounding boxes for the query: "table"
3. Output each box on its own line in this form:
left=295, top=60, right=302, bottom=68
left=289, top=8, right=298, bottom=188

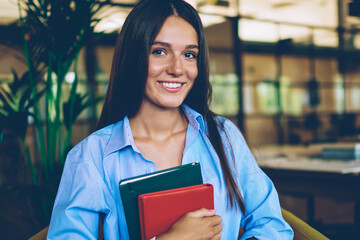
left=255, top=144, right=360, bottom=226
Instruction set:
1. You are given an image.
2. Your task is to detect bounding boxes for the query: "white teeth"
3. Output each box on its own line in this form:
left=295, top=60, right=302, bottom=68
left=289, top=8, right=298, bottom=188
left=161, top=82, right=181, bottom=88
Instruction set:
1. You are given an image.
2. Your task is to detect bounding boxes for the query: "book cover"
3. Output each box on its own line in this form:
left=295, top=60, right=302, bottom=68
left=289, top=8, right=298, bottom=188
left=138, top=183, right=214, bottom=240
left=119, top=162, right=203, bottom=240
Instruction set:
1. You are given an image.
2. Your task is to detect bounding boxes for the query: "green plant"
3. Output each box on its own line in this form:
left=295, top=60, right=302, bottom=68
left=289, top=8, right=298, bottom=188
left=0, top=70, right=45, bottom=185
left=0, top=1, right=110, bottom=232
left=63, top=70, right=104, bottom=159
left=0, top=71, right=39, bottom=142
left=16, top=0, right=107, bottom=183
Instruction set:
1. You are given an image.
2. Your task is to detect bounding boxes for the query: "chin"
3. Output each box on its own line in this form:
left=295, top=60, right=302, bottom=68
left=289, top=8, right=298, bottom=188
left=143, top=96, right=186, bottom=110
left=160, top=103, right=183, bottom=109
left=157, top=100, right=184, bottom=109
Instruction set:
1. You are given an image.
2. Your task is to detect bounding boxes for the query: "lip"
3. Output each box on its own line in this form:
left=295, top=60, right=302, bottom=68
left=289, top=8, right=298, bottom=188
left=157, top=81, right=185, bottom=93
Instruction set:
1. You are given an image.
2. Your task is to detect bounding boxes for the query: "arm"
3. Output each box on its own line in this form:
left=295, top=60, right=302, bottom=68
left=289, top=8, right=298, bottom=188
left=47, top=142, right=114, bottom=239
left=239, top=166, right=292, bottom=240
left=221, top=119, right=293, bottom=240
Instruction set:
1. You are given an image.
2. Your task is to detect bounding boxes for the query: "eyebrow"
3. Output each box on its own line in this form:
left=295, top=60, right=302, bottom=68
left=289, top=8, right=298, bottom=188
left=152, top=41, right=199, bottom=50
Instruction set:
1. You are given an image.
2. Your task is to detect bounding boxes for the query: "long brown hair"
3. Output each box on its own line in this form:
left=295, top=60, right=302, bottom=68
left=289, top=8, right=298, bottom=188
left=97, top=0, right=245, bottom=213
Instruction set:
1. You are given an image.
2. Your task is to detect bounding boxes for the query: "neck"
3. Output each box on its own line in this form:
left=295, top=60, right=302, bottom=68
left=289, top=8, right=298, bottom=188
left=129, top=102, right=188, bottom=141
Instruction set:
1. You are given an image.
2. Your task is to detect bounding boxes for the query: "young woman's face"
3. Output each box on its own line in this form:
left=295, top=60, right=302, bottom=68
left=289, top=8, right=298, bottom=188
left=143, top=16, right=199, bottom=110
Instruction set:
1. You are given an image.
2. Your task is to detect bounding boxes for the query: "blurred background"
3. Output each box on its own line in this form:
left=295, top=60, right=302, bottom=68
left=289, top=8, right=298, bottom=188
left=0, top=0, right=359, bottom=239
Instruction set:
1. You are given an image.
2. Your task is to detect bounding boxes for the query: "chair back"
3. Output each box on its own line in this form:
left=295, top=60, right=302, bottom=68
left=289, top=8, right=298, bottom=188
left=281, top=208, right=329, bottom=240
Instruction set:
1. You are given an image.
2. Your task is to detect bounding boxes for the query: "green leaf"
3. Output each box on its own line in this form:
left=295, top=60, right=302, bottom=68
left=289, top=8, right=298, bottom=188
left=0, top=108, right=9, bottom=117
left=63, top=92, right=104, bottom=130
left=0, top=87, right=17, bottom=111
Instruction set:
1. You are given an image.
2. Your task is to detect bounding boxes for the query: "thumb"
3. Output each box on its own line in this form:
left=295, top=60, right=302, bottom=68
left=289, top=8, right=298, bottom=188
left=188, top=208, right=216, bottom=218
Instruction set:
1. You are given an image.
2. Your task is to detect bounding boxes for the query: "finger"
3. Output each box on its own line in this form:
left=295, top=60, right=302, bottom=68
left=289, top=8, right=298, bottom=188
left=187, top=208, right=216, bottom=218
left=208, top=225, right=222, bottom=240
left=211, top=232, right=222, bottom=240
left=213, top=222, right=223, bottom=233
left=208, top=215, right=222, bottom=226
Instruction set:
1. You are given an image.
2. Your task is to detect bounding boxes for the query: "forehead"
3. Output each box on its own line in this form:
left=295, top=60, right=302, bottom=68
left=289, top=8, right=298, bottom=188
left=154, top=16, right=198, bottom=45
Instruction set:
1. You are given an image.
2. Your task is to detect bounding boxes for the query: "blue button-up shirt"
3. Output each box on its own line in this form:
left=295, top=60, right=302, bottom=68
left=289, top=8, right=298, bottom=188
left=47, top=105, right=293, bottom=239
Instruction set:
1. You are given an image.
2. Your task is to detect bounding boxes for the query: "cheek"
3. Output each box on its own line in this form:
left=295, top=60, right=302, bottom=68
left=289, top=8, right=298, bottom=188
left=188, top=64, right=198, bottom=81
left=148, top=58, right=167, bottom=78
left=147, top=63, right=159, bottom=78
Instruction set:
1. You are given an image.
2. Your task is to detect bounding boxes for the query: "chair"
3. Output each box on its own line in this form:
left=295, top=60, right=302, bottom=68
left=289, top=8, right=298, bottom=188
left=29, top=209, right=329, bottom=240
left=281, top=208, right=329, bottom=240
left=237, top=208, right=328, bottom=240
left=28, top=226, right=48, bottom=240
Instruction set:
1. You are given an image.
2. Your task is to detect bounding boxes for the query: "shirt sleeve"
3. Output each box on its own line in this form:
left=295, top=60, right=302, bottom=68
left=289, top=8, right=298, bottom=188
left=221, top=118, right=294, bottom=240
left=47, top=138, right=115, bottom=240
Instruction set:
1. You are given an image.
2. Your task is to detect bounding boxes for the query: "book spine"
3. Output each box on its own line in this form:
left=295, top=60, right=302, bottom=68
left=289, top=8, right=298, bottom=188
left=138, top=199, right=147, bottom=240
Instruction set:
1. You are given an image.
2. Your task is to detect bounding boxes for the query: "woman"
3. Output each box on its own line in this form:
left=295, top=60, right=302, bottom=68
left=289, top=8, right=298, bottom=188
left=47, top=0, right=293, bottom=239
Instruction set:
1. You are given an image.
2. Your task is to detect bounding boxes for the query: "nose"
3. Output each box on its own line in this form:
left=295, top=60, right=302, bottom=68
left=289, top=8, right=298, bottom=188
left=167, top=55, right=183, bottom=77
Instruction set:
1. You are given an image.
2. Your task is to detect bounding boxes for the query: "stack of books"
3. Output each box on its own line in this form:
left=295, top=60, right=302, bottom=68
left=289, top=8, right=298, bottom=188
left=119, top=162, right=214, bottom=240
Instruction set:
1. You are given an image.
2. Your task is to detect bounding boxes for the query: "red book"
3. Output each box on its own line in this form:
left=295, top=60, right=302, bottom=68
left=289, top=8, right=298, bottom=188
left=138, top=183, right=214, bottom=240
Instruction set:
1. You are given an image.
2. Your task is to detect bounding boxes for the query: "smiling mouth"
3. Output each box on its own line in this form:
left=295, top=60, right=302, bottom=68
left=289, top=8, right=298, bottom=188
left=159, top=81, right=183, bottom=89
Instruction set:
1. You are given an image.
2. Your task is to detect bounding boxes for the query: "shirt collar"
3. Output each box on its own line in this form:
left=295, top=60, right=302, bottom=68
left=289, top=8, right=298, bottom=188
left=104, top=116, right=137, bottom=156
left=181, top=104, right=205, bottom=133
left=104, top=105, right=205, bottom=156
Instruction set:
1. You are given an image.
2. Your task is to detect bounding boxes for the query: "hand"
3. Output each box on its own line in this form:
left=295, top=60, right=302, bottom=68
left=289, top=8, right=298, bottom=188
left=157, top=208, right=223, bottom=240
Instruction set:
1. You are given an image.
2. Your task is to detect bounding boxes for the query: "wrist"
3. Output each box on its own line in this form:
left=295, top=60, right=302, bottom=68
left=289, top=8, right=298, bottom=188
left=155, top=231, right=175, bottom=240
